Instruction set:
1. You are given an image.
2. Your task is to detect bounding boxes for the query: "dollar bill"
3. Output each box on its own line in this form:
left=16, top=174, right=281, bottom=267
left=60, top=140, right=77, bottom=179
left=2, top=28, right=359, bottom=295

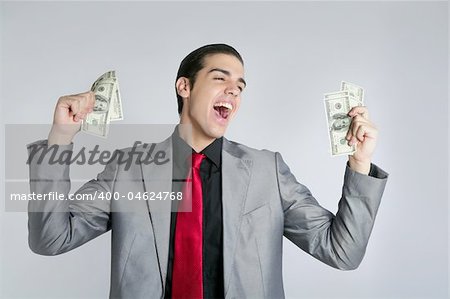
left=325, top=90, right=363, bottom=108
left=324, top=83, right=364, bottom=156
left=110, top=76, right=123, bottom=121
left=324, top=90, right=349, bottom=100
left=341, top=81, right=364, bottom=103
left=82, top=71, right=123, bottom=137
left=90, top=70, right=123, bottom=121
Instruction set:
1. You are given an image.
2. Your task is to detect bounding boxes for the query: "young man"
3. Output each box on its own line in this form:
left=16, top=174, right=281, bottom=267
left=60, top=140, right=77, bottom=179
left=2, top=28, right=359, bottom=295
left=28, top=44, right=388, bottom=298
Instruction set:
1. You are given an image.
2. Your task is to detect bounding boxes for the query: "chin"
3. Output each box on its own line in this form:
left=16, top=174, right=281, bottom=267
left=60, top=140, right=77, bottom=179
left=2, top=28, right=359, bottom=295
left=207, top=126, right=227, bottom=139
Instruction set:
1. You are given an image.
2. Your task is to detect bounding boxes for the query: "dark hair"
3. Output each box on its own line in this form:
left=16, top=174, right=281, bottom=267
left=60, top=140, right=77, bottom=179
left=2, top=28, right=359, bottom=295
left=175, top=43, right=244, bottom=115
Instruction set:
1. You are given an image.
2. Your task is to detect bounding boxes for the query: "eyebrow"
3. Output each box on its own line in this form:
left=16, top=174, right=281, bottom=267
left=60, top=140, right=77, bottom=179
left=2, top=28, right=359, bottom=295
left=208, top=68, right=247, bottom=87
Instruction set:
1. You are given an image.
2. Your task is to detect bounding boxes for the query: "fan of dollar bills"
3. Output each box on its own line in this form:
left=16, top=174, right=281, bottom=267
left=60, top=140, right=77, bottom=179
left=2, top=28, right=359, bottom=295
left=324, top=81, right=364, bottom=156
left=82, top=71, right=123, bottom=138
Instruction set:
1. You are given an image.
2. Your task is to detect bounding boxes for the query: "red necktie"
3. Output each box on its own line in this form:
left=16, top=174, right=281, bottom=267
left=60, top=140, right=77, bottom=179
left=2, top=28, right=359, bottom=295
left=172, top=153, right=205, bottom=299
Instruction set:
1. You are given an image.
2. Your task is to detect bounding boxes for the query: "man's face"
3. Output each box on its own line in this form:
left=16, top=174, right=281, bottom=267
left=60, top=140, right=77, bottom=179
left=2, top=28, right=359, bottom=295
left=179, top=53, right=246, bottom=140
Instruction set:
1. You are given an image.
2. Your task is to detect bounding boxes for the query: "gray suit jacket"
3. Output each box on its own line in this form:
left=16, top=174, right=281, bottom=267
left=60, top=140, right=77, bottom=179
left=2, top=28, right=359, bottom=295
left=28, top=136, right=388, bottom=298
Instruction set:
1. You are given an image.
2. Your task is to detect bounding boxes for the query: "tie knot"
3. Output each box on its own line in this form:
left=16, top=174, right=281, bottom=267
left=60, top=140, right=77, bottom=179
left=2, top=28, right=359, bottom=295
left=191, top=153, right=205, bottom=169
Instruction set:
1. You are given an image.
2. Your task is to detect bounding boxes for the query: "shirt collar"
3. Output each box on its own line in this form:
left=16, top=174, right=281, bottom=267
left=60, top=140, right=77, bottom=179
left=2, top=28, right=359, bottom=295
left=200, top=136, right=222, bottom=168
left=172, top=125, right=222, bottom=168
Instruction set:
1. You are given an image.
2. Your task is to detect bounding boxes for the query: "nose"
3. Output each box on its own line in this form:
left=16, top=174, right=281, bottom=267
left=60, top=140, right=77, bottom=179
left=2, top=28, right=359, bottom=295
left=225, top=84, right=240, bottom=97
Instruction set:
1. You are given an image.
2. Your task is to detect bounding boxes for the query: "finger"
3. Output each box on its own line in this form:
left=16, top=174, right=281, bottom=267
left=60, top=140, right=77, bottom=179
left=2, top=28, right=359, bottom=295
left=66, top=91, right=94, bottom=110
left=346, top=118, right=357, bottom=141
left=73, top=108, right=87, bottom=120
left=347, top=133, right=358, bottom=146
left=79, top=91, right=95, bottom=113
left=347, top=121, right=363, bottom=144
left=354, top=123, right=378, bottom=144
left=86, top=91, right=96, bottom=112
left=73, top=93, right=94, bottom=121
left=346, top=127, right=353, bottom=141
left=76, top=112, right=87, bottom=120
left=348, top=106, right=369, bottom=120
left=351, top=120, right=362, bottom=141
left=350, top=115, right=370, bottom=129
left=351, top=116, right=372, bottom=136
left=347, top=121, right=359, bottom=145
left=73, top=113, right=81, bottom=122
left=347, top=115, right=367, bottom=140
left=59, top=96, right=81, bottom=115
left=355, top=125, right=368, bottom=142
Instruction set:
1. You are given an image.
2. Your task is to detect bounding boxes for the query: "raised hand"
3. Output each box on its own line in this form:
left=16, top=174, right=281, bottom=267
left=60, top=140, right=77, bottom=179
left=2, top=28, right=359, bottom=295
left=48, top=91, right=95, bottom=145
left=346, top=106, right=378, bottom=174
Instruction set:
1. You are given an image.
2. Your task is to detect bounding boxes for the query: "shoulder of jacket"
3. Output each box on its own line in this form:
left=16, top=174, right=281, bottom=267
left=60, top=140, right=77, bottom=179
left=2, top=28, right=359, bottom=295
left=224, top=138, right=278, bottom=159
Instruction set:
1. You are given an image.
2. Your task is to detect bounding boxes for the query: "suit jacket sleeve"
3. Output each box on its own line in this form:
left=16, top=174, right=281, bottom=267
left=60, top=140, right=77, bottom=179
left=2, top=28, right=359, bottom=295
left=277, top=152, right=388, bottom=270
left=27, top=140, right=116, bottom=256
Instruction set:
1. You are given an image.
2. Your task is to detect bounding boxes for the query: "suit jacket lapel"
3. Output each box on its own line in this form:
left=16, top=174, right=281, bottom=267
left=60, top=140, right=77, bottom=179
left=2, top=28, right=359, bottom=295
left=222, top=139, right=253, bottom=296
left=140, top=136, right=173, bottom=291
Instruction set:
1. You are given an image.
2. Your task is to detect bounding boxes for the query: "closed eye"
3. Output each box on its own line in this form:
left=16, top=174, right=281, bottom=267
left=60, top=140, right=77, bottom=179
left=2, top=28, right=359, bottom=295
left=214, top=77, right=225, bottom=81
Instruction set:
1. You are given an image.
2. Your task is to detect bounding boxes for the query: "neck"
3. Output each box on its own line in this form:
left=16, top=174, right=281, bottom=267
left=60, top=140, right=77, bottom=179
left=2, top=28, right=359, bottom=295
left=178, top=123, right=215, bottom=153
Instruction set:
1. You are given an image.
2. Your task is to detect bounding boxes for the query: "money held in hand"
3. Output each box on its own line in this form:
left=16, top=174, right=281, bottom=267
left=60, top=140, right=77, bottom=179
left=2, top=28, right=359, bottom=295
left=324, top=82, right=364, bottom=156
left=82, top=71, right=123, bottom=138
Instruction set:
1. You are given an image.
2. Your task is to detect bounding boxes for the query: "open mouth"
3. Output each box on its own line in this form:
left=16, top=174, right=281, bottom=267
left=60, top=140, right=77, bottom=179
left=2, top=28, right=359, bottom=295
left=213, top=102, right=233, bottom=120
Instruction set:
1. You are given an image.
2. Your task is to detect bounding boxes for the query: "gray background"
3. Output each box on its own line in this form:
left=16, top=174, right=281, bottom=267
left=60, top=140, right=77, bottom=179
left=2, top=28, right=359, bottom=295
left=1, top=1, right=448, bottom=298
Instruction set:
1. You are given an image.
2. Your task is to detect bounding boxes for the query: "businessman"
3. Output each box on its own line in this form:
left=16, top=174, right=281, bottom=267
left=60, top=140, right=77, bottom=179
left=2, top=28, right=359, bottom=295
left=28, top=44, right=388, bottom=298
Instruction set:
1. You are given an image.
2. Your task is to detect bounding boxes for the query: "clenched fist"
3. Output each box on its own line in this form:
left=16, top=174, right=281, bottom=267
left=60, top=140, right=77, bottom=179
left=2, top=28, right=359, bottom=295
left=48, top=91, right=95, bottom=145
left=346, top=106, right=378, bottom=175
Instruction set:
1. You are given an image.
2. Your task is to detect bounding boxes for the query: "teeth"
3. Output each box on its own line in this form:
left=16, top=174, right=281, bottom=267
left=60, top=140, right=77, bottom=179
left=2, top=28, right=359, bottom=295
left=214, top=102, right=233, bottom=110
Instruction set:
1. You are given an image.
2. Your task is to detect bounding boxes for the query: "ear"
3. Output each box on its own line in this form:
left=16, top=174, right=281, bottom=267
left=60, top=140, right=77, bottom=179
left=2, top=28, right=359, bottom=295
left=175, top=77, right=191, bottom=98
